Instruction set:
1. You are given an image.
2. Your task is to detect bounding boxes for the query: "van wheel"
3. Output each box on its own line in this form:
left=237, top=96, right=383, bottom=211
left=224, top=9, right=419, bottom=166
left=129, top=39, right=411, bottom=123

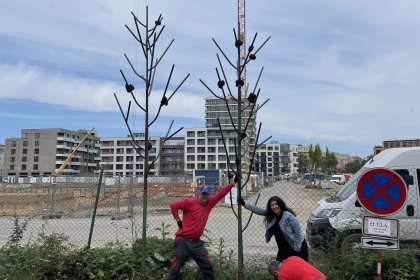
left=341, top=233, right=363, bottom=252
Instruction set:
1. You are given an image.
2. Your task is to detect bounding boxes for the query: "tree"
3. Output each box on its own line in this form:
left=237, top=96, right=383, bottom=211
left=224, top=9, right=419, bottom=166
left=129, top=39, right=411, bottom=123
left=344, top=161, right=363, bottom=173
left=323, top=149, right=338, bottom=174
left=321, top=148, right=331, bottom=174
left=362, top=154, right=374, bottom=165
left=297, top=154, right=308, bottom=175
left=328, top=153, right=339, bottom=172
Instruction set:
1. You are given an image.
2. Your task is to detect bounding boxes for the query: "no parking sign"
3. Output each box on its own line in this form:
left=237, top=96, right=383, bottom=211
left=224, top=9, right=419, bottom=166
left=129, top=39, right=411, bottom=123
left=356, top=168, right=407, bottom=216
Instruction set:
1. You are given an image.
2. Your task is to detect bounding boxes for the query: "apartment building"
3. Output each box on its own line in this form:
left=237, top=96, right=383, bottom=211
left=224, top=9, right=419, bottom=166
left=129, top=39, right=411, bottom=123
left=205, top=96, right=256, bottom=172
left=159, top=137, right=185, bottom=175
left=99, top=133, right=160, bottom=176
left=254, top=141, right=299, bottom=177
left=0, top=144, right=4, bottom=176
left=184, top=127, right=238, bottom=173
left=3, top=128, right=101, bottom=176
left=373, top=139, right=420, bottom=155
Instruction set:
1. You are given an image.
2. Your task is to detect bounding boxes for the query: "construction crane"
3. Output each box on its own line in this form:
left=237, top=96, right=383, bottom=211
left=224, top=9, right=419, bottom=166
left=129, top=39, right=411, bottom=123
left=238, top=0, right=249, bottom=173
left=55, top=127, right=95, bottom=176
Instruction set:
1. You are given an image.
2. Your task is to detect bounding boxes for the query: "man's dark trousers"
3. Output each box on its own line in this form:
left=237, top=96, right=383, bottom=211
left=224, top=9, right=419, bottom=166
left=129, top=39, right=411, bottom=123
left=168, top=236, right=214, bottom=280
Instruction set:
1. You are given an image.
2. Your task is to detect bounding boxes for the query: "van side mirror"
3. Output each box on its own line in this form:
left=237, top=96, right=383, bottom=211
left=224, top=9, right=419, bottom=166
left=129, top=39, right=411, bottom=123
left=355, top=200, right=361, bottom=207
left=401, top=175, right=413, bottom=188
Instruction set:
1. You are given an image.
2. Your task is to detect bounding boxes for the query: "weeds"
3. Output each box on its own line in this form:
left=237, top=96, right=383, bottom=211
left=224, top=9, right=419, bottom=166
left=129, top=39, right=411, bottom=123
left=0, top=218, right=419, bottom=279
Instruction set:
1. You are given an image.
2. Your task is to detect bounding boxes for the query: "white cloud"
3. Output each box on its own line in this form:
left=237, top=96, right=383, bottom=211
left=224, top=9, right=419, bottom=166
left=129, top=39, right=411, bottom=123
left=2, top=0, right=420, bottom=156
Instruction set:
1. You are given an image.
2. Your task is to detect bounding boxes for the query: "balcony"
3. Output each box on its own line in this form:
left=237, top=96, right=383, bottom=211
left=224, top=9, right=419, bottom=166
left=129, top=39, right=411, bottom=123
left=56, top=145, right=71, bottom=149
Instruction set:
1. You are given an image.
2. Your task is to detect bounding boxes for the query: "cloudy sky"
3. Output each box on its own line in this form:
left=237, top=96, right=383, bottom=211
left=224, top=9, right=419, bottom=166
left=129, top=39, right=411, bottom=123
left=1, top=0, right=420, bottom=158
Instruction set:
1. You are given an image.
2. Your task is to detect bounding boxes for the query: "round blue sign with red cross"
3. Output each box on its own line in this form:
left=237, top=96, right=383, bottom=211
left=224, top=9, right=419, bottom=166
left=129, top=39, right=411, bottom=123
left=357, top=168, right=407, bottom=216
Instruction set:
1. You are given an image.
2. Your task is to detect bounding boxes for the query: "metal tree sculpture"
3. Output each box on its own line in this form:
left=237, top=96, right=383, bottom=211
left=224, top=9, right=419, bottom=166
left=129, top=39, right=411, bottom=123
left=114, top=7, right=189, bottom=274
left=200, top=27, right=271, bottom=279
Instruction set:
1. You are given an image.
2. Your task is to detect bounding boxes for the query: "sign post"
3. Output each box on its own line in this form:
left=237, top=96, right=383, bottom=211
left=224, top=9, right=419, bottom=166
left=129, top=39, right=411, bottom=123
left=357, top=168, right=407, bottom=256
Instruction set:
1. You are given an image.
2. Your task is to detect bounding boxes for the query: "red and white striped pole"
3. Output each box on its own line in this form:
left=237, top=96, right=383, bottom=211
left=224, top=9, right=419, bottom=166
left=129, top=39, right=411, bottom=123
left=377, top=251, right=382, bottom=280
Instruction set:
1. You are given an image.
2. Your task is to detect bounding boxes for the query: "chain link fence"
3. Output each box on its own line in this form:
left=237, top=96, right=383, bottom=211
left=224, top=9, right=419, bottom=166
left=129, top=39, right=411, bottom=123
left=0, top=172, right=363, bottom=260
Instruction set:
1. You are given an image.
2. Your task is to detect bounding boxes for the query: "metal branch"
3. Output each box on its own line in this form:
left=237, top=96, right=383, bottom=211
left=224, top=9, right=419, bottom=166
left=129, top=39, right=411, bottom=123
left=199, top=79, right=221, bottom=99
left=167, top=73, right=190, bottom=101
left=114, top=93, right=148, bottom=157
left=131, top=11, right=146, bottom=28
left=130, top=140, right=145, bottom=159
left=216, top=54, right=236, bottom=102
left=212, top=39, right=237, bottom=69
left=147, top=14, right=163, bottom=35
left=250, top=98, right=270, bottom=117
left=148, top=106, right=163, bottom=127
left=147, top=122, right=183, bottom=174
left=151, top=39, right=174, bottom=70
left=242, top=89, right=260, bottom=134
left=120, top=69, right=146, bottom=111
left=242, top=193, right=260, bottom=232
left=148, top=59, right=158, bottom=97
left=239, top=32, right=258, bottom=75
left=246, top=36, right=271, bottom=63
left=250, top=67, right=264, bottom=98
left=124, top=54, right=147, bottom=82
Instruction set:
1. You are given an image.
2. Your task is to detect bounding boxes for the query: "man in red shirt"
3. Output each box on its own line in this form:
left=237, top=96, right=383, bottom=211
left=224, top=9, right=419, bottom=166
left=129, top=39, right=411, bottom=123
left=167, top=173, right=239, bottom=280
left=268, top=256, right=326, bottom=280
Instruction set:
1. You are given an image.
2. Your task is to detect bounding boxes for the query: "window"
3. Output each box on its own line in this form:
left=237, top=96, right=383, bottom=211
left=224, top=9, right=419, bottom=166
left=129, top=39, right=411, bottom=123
left=11, top=149, right=16, bottom=155
left=23, top=149, right=27, bottom=154
left=10, top=164, right=14, bottom=170
left=34, top=148, right=39, bottom=154
left=187, top=131, right=195, bottom=137
left=33, top=164, right=38, bottom=170
left=21, top=133, right=28, bottom=139
left=126, top=156, right=134, bottom=162
left=10, top=157, right=15, bottom=162
left=198, top=131, right=206, bottom=137
left=23, top=141, right=28, bottom=147
left=22, top=156, right=27, bottom=162
left=198, top=139, right=205, bottom=145
left=22, top=164, right=26, bottom=170
left=35, top=133, right=40, bottom=139
left=35, top=140, right=40, bottom=146
left=34, top=156, right=39, bottom=162
left=11, top=141, right=16, bottom=147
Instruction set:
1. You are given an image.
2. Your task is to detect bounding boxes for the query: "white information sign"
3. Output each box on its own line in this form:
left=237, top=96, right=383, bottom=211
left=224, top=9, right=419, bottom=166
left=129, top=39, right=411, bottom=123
left=367, top=219, right=391, bottom=236
left=225, top=187, right=237, bottom=204
left=361, top=237, right=399, bottom=250
left=362, top=216, right=399, bottom=239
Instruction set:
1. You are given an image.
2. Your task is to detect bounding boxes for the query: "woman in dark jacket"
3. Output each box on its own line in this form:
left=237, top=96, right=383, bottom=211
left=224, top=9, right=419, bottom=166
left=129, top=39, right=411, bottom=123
left=240, top=195, right=309, bottom=262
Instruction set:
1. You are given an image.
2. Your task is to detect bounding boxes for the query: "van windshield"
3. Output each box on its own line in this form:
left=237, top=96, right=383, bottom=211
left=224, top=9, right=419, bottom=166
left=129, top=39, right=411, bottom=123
left=335, top=167, right=369, bottom=201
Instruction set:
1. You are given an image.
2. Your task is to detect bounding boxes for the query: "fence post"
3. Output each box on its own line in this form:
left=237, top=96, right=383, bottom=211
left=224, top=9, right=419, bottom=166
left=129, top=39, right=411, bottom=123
left=87, top=169, right=103, bottom=249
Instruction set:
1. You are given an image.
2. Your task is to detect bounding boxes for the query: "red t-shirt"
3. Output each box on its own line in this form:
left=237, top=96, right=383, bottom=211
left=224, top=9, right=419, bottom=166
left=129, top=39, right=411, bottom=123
left=279, top=256, right=326, bottom=280
left=170, top=182, right=235, bottom=240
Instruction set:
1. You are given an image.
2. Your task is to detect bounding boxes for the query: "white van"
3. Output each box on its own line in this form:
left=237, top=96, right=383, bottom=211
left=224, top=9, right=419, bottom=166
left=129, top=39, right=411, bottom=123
left=306, top=147, right=419, bottom=249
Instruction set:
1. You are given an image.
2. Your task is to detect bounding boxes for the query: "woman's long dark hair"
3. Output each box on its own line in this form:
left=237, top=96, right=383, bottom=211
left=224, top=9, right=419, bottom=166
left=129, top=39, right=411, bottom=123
left=264, top=196, right=296, bottom=224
